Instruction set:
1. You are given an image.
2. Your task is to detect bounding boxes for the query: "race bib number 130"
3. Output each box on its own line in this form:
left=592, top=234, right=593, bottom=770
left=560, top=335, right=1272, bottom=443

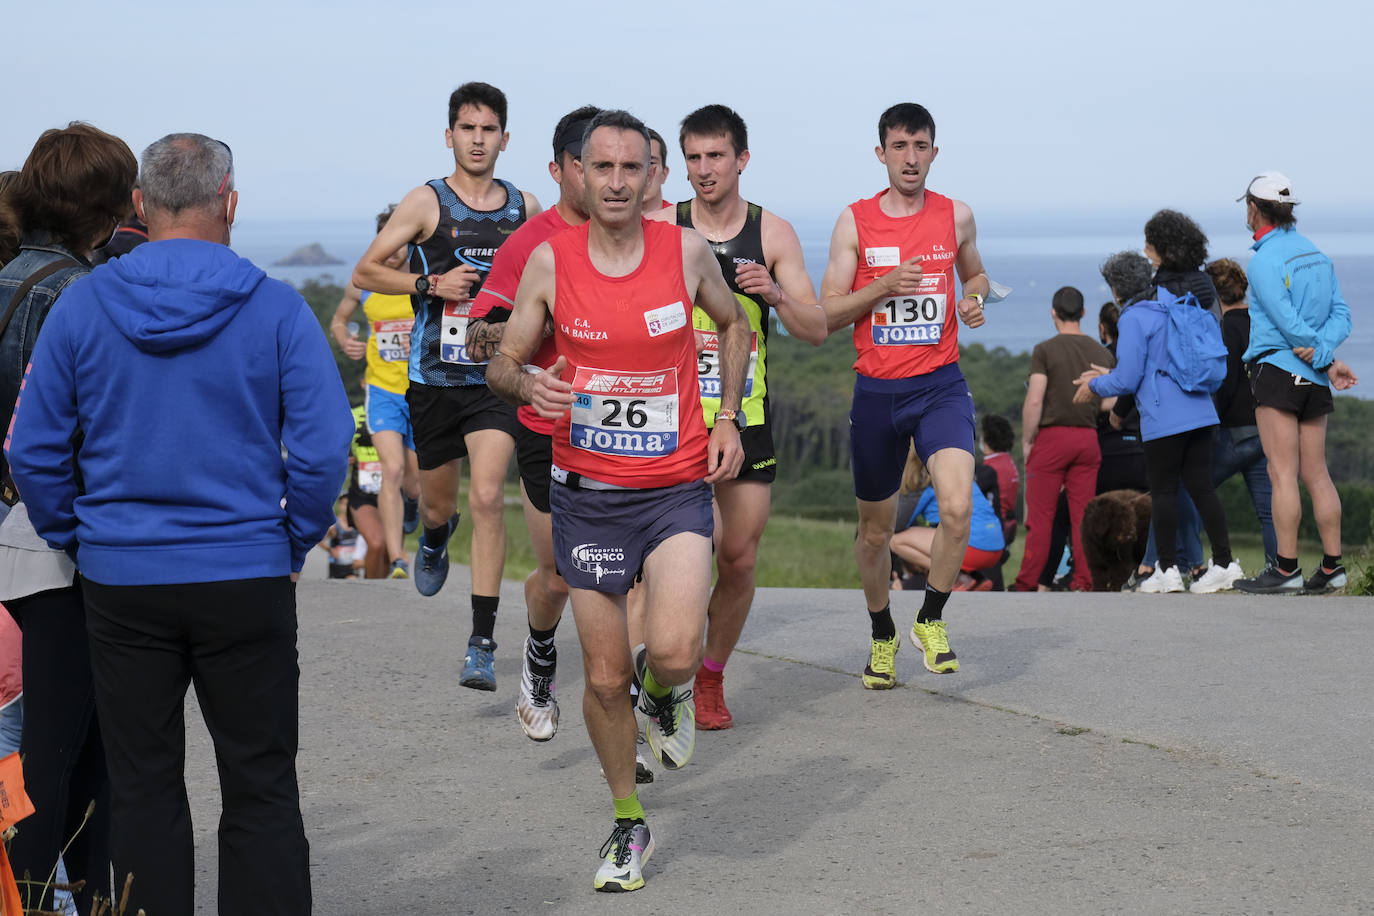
left=871, top=274, right=947, bottom=346
left=571, top=367, right=679, bottom=458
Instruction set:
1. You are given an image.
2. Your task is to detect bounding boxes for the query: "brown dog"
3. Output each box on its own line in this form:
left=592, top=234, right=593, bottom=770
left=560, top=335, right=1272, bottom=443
left=1081, top=490, right=1152, bottom=591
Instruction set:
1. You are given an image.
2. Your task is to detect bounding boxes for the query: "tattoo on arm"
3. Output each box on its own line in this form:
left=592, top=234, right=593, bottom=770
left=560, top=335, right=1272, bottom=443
left=464, top=318, right=506, bottom=363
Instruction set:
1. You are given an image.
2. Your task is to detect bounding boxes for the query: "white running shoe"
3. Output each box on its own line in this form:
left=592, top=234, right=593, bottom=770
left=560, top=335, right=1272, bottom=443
left=516, top=639, right=558, bottom=741
left=1139, top=565, right=1185, bottom=594
left=1188, top=559, right=1245, bottom=594
left=593, top=820, right=654, bottom=892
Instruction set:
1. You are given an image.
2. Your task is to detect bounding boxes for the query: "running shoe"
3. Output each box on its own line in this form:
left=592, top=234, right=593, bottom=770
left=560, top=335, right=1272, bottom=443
left=1303, top=564, right=1348, bottom=594
left=909, top=619, right=959, bottom=674
left=634, top=648, right=695, bottom=770
left=388, top=558, right=410, bottom=580
left=635, top=737, right=655, bottom=784
left=414, top=514, right=458, bottom=597
left=460, top=637, right=497, bottom=691
left=1234, top=565, right=1304, bottom=595
left=596, top=732, right=655, bottom=784
left=1138, top=566, right=1185, bottom=594
left=861, top=635, right=899, bottom=689
left=402, top=494, right=420, bottom=535
left=693, top=666, right=733, bottom=730
left=593, top=820, right=654, bottom=893
left=1188, top=559, right=1244, bottom=594
left=1121, top=568, right=1150, bottom=592
left=516, top=639, right=558, bottom=741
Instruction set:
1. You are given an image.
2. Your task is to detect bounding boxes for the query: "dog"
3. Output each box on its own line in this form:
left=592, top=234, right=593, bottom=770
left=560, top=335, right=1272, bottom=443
left=1080, top=489, right=1151, bottom=592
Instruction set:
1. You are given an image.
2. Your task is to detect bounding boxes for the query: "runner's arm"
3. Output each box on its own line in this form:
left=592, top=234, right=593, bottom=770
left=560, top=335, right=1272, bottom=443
left=688, top=232, right=747, bottom=483
left=818, top=208, right=920, bottom=334
left=329, top=284, right=367, bottom=360
left=953, top=200, right=989, bottom=329
left=352, top=185, right=437, bottom=296
left=486, top=243, right=571, bottom=418
left=756, top=211, right=825, bottom=346
left=521, top=190, right=544, bottom=218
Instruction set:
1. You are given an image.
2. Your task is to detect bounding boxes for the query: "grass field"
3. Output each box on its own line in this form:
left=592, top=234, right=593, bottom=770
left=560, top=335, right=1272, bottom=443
left=405, top=490, right=1328, bottom=592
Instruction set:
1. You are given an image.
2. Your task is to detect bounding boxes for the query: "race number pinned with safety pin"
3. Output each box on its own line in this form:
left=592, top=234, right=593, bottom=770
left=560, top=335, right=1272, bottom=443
left=440, top=301, right=477, bottom=364
left=696, top=330, right=758, bottom=398
left=372, top=318, right=413, bottom=362
left=570, top=367, right=679, bottom=458
left=357, top=460, right=383, bottom=495
left=871, top=274, right=947, bottom=346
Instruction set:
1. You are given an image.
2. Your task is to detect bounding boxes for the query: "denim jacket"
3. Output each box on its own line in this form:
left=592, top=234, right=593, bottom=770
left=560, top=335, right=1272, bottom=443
left=0, top=236, right=91, bottom=472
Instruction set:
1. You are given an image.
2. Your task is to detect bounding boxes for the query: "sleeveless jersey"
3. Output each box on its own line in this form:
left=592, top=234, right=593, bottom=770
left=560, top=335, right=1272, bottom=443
left=849, top=189, right=960, bottom=379
left=408, top=177, right=526, bottom=387
left=359, top=291, right=413, bottom=394
left=548, top=220, right=707, bottom=488
left=349, top=405, right=383, bottom=496
left=676, top=201, right=769, bottom=428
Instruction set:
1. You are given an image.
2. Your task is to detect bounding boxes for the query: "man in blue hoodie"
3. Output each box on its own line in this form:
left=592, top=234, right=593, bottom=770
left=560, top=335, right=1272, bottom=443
left=6, top=133, right=354, bottom=916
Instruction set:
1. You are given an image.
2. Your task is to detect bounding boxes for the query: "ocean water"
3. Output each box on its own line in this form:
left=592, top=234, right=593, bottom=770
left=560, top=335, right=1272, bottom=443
left=231, top=214, right=1372, bottom=398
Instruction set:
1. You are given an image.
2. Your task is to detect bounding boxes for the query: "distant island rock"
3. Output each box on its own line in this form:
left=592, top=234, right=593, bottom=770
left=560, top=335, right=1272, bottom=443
left=274, top=243, right=344, bottom=267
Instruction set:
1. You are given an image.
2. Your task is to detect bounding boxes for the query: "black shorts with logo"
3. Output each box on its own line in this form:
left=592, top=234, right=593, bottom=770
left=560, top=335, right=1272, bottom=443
left=406, top=382, right=520, bottom=471
left=1250, top=362, right=1334, bottom=422
left=732, top=422, right=777, bottom=483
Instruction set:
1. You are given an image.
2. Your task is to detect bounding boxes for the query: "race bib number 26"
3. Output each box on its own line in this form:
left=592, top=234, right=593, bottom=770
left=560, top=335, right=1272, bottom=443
left=571, top=367, right=679, bottom=458
left=871, top=274, right=947, bottom=346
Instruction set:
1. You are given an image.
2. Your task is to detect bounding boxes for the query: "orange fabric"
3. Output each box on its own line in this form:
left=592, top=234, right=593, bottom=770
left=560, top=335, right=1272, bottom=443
left=0, top=752, right=34, bottom=915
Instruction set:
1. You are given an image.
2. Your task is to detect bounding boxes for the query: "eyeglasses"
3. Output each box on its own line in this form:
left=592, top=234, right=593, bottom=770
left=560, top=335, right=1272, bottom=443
left=214, top=139, right=233, bottom=196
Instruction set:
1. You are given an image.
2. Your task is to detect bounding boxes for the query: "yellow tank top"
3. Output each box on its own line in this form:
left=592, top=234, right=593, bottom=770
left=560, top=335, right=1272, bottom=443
left=361, top=291, right=414, bottom=394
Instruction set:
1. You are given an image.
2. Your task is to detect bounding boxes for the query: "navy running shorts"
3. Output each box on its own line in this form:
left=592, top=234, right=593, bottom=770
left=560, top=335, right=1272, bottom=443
left=550, top=479, right=713, bottom=594
left=849, top=362, right=976, bottom=502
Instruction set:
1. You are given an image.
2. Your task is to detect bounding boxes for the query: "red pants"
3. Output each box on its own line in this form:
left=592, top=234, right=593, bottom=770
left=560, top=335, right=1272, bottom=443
left=1013, top=426, right=1101, bottom=591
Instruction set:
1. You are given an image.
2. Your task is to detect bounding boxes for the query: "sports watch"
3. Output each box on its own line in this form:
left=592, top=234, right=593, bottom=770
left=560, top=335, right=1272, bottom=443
left=715, top=408, right=747, bottom=432
left=415, top=274, right=434, bottom=296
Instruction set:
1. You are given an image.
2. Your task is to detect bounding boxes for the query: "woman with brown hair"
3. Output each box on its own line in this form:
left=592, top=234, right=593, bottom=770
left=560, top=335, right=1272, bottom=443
left=0, top=121, right=136, bottom=914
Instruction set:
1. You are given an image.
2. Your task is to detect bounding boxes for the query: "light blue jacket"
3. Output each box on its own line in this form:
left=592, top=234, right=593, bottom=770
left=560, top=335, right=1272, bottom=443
left=911, top=483, right=1006, bottom=553
left=1088, top=299, right=1217, bottom=442
left=1243, top=226, right=1350, bottom=385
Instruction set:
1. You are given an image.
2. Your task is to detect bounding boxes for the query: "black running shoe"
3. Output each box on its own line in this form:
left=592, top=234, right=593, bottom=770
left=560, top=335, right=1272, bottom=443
left=1234, top=565, right=1304, bottom=595
left=1303, top=565, right=1347, bottom=594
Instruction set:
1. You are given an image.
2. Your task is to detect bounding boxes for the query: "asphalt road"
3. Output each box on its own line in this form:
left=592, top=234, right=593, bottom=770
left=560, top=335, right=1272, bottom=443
left=180, top=558, right=1374, bottom=914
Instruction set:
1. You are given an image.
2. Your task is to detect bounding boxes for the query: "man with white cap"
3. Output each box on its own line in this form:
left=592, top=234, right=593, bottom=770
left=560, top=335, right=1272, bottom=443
left=1232, top=171, right=1355, bottom=594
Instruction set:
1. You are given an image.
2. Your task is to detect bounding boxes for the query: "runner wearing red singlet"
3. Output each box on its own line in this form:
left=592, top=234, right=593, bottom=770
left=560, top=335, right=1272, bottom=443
left=819, top=103, right=992, bottom=687
left=487, top=110, right=748, bottom=893
left=465, top=105, right=600, bottom=745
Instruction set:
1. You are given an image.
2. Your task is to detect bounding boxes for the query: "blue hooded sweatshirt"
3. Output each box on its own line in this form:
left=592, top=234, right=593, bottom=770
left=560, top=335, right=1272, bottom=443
left=5, top=238, right=354, bottom=585
left=1087, top=296, right=1218, bottom=442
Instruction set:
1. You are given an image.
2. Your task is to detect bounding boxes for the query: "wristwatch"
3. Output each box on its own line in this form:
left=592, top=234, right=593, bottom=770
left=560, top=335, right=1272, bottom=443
left=415, top=274, right=434, bottom=296
left=715, top=408, right=747, bottom=432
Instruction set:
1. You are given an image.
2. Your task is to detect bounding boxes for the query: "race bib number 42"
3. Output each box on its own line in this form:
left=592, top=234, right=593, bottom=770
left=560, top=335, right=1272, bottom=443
left=871, top=274, right=947, bottom=346
left=571, top=367, right=679, bottom=458
left=696, top=330, right=758, bottom=399
left=440, top=301, right=476, bottom=364
left=373, top=318, right=413, bottom=362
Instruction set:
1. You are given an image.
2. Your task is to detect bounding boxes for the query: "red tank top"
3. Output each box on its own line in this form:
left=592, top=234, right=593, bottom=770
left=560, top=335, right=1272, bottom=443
left=849, top=189, right=960, bottom=379
left=548, top=220, right=707, bottom=488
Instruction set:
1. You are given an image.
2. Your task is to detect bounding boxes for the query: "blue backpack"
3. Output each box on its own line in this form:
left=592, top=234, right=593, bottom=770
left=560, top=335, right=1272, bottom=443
left=1153, top=287, right=1227, bottom=395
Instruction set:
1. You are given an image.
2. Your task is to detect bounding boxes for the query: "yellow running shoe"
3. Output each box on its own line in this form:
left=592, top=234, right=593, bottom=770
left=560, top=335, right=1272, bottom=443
left=910, top=619, right=958, bottom=674
left=862, top=635, right=899, bottom=689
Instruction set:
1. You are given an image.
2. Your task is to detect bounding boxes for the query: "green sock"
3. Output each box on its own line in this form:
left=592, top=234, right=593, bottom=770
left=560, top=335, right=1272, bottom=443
left=613, top=790, right=645, bottom=823
left=641, top=663, right=672, bottom=699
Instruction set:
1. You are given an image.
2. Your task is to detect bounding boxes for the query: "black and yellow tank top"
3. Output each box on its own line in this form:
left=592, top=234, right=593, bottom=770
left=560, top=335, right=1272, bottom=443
left=676, top=200, right=769, bottom=427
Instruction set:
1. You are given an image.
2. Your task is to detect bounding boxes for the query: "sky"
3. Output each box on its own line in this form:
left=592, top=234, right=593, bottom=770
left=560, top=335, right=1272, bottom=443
left=6, top=0, right=1371, bottom=231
